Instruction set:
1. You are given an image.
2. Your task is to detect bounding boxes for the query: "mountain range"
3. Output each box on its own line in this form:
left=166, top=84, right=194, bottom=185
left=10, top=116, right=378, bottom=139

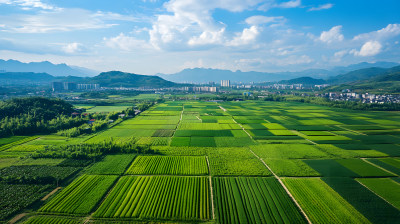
left=0, top=71, right=179, bottom=88
left=158, top=61, right=399, bottom=83
left=0, top=59, right=99, bottom=77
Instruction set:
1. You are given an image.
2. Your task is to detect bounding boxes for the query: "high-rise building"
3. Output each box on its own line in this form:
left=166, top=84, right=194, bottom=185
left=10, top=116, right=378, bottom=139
left=63, top=82, right=77, bottom=90
left=221, top=80, right=230, bottom=87
left=77, top=84, right=100, bottom=90
left=51, top=82, right=63, bottom=92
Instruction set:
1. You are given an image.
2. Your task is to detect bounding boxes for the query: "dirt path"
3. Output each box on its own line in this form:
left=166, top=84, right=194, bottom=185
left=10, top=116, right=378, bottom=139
left=172, top=105, right=184, bottom=138
left=218, top=105, right=227, bottom=112
left=249, top=149, right=313, bottom=224
left=206, top=156, right=215, bottom=220
left=41, top=187, right=61, bottom=201
left=8, top=213, right=27, bottom=224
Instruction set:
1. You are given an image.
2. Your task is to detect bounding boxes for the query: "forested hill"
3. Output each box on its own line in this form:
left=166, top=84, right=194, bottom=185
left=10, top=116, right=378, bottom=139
left=89, top=71, right=177, bottom=88
left=0, top=97, right=83, bottom=137
left=0, top=97, right=74, bottom=120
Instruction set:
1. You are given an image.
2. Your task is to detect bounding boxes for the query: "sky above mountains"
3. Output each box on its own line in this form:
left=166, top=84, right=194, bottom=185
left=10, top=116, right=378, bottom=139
left=0, top=0, right=399, bottom=75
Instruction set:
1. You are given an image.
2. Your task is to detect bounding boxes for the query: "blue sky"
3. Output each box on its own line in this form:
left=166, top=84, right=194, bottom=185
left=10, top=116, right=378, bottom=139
left=0, top=0, right=399, bottom=75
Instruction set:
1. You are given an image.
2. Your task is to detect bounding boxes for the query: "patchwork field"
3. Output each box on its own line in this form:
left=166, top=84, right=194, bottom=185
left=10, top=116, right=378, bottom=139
left=1, top=100, right=400, bottom=223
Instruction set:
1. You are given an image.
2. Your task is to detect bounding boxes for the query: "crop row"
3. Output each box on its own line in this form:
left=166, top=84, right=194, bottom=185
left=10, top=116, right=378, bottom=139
left=86, top=154, right=136, bottom=175
left=126, top=156, right=208, bottom=175
left=0, top=136, right=38, bottom=151
left=93, top=176, right=210, bottom=220
left=23, top=216, right=81, bottom=224
left=39, top=175, right=117, bottom=214
left=283, top=178, right=370, bottom=224
left=213, top=177, right=305, bottom=224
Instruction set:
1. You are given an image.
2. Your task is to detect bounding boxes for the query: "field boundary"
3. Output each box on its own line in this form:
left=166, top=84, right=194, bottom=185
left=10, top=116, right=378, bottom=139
left=355, top=179, right=399, bottom=210
left=337, top=125, right=367, bottom=135
left=249, top=149, right=313, bottom=224
left=41, top=187, right=61, bottom=201
left=361, top=158, right=398, bottom=176
left=205, top=156, right=215, bottom=219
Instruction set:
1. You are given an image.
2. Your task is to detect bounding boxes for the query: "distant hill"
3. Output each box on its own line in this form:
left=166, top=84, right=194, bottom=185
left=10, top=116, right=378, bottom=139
left=330, top=61, right=400, bottom=74
left=89, top=71, right=177, bottom=88
left=0, top=72, right=55, bottom=85
left=158, top=68, right=322, bottom=83
left=328, top=65, right=400, bottom=84
left=325, top=66, right=400, bottom=93
left=279, top=77, right=327, bottom=85
left=159, top=61, right=399, bottom=83
left=0, top=59, right=99, bottom=77
left=0, top=71, right=178, bottom=88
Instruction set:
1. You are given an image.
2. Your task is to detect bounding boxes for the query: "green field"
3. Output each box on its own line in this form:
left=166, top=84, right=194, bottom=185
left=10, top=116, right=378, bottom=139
left=86, top=154, right=136, bottom=175
left=39, top=175, right=117, bottom=214
left=214, top=177, right=306, bottom=224
left=125, top=156, right=208, bottom=175
left=93, top=176, right=210, bottom=220
left=1, top=100, right=400, bottom=223
left=283, top=178, right=370, bottom=224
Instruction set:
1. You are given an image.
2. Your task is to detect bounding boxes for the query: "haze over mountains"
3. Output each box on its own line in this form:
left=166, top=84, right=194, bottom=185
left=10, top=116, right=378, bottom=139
left=158, top=61, right=399, bottom=83
left=0, top=59, right=399, bottom=89
left=0, top=59, right=99, bottom=77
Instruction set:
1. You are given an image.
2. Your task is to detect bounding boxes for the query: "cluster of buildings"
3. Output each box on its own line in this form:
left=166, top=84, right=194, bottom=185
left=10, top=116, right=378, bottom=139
left=183, top=86, right=218, bottom=92
left=52, top=82, right=100, bottom=91
left=324, top=92, right=400, bottom=104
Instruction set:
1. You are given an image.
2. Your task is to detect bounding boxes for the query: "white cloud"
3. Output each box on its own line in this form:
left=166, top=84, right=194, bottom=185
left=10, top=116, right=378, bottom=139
left=278, top=0, right=301, bottom=8
left=62, top=42, right=84, bottom=54
left=188, top=28, right=225, bottom=46
left=319, top=25, right=344, bottom=43
left=353, top=24, right=400, bottom=41
left=308, top=3, right=333, bottom=11
left=228, top=26, right=259, bottom=46
left=0, top=8, right=136, bottom=33
left=352, top=41, right=382, bottom=57
left=104, top=33, right=152, bottom=51
left=258, top=0, right=301, bottom=11
left=334, top=50, right=348, bottom=58
left=148, top=0, right=264, bottom=49
left=245, top=15, right=285, bottom=25
left=0, top=0, right=56, bottom=10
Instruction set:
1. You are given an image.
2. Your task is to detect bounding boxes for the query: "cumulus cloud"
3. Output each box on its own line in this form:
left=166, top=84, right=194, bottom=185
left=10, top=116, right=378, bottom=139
left=188, top=28, right=226, bottom=46
left=352, top=41, right=382, bottom=57
left=228, top=26, right=260, bottom=46
left=353, top=24, right=400, bottom=41
left=62, top=43, right=84, bottom=54
left=308, top=3, right=333, bottom=11
left=104, top=33, right=152, bottom=51
left=319, top=25, right=344, bottom=43
left=148, top=0, right=264, bottom=49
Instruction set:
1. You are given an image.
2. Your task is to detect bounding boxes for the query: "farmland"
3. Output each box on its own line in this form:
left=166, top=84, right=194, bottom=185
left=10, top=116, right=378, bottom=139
left=93, top=176, right=210, bottom=220
left=39, top=175, right=117, bottom=214
left=125, top=156, right=208, bottom=175
left=1, top=100, right=400, bottom=223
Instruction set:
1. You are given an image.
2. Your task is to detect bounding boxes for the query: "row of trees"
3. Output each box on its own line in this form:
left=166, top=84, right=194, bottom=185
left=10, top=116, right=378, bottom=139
left=31, top=138, right=155, bottom=160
